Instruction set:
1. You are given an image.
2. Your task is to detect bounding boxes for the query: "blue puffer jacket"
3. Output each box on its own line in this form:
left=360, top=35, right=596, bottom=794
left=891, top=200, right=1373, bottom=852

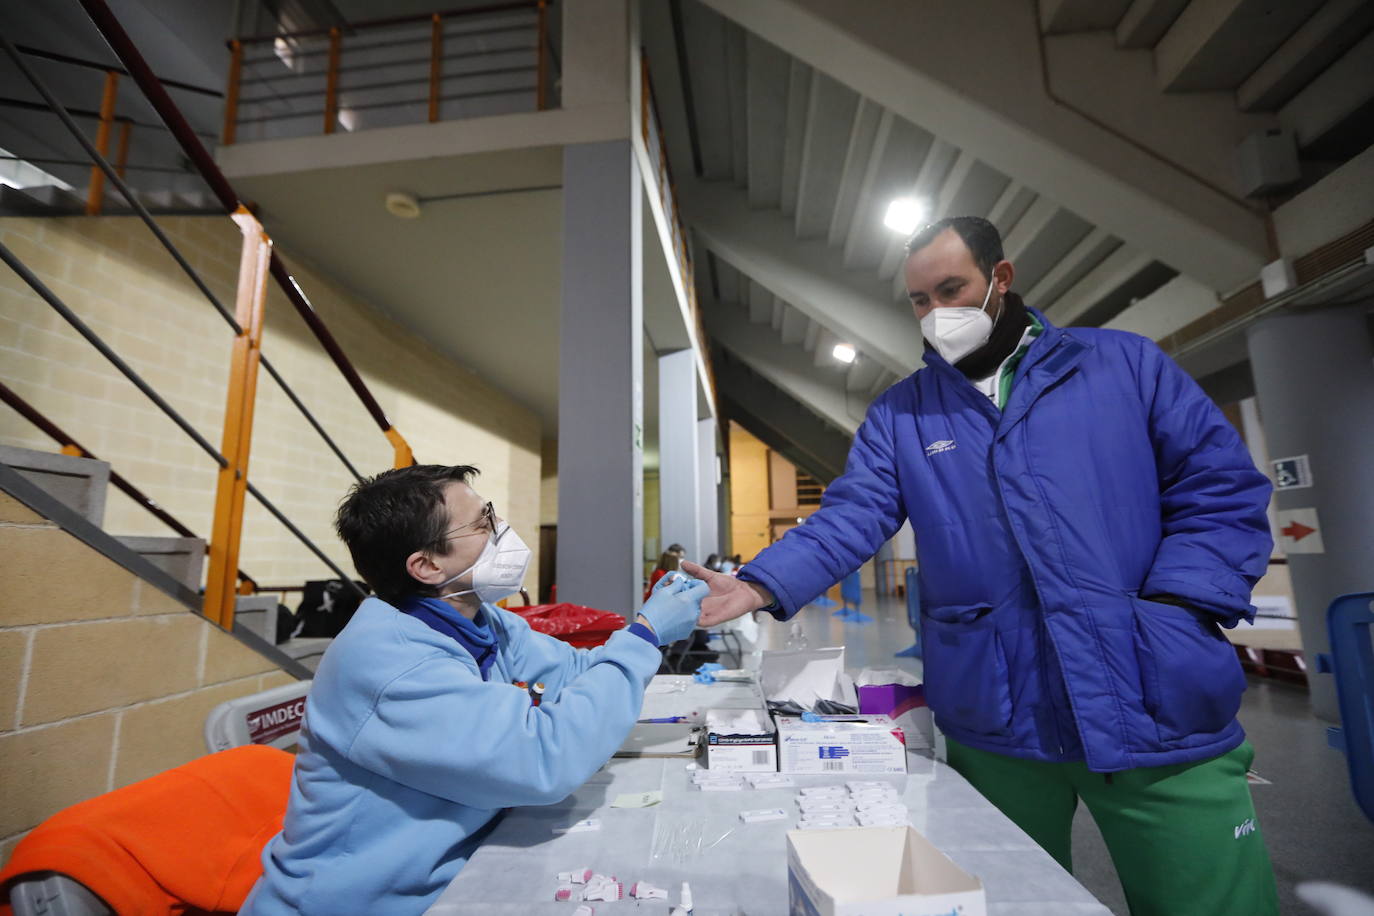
left=740, top=309, right=1273, bottom=773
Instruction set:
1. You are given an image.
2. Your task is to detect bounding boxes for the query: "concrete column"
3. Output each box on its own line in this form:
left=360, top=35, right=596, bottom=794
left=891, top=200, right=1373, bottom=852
left=658, top=350, right=700, bottom=564
left=1246, top=305, right=1374, bottom=720
left=697, top=417, right=719, bottom=561
left=557, top=140, right=643, bottom=616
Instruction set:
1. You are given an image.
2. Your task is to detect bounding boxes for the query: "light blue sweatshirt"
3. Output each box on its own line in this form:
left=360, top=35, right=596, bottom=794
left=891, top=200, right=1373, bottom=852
left=241, top=597, right=662, bottom=916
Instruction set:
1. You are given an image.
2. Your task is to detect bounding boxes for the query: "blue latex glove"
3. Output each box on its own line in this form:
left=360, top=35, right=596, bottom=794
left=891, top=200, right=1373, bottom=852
left=639, top=573, right=709, bottom=646
left=692, top=661, right=725, bottom=684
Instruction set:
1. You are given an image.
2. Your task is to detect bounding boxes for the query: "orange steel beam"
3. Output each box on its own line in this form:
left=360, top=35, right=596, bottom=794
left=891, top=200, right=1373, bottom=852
left=204, top=206, right=271, bottom=629
left=428, top=14, right=442, bottom=122
left=324, top=27, right=341, bottom=134
left=114, top=119, right=131, bottom=179
left=385, top=426, right=415, bottom=468
left=222, top=39, right=242, bottom=145
left=536, top=0, right=548, bottom=110
left=86, top=70, right=119, bottom=215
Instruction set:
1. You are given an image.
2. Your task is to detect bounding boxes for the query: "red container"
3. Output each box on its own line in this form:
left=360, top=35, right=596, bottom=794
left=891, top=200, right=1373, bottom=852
left=510, top=603, right=627, bottom=648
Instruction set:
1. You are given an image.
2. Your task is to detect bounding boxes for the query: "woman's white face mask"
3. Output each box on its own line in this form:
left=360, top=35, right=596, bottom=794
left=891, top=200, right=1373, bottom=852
left=919, top=276, right=998, bottom=365
left=434, top=523, right=532, bottom=604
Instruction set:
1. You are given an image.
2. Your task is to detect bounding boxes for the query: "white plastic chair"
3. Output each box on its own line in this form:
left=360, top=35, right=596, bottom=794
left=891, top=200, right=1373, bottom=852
left=203, top=680, right=312, bottom=752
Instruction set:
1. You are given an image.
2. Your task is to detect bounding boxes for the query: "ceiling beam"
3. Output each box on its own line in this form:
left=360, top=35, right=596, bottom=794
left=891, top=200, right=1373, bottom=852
left=844, top=355, right=882, bottom=394
left=1039, top=0, right=1133, bottom=34
left=1002, top=196, right=1059, bottom=263
left=829, top=100, right=884, bottom=248
left=811, top=325, right=838, bottom=366
left=717, top=379, right=850, bottom=484
left=1041, top=245, right=1155, bottom=326
left=778, top=60, right=811, bottom=217
left=1024, top=227, right=1121, bottom=309
left=745, top=32, right=790, bottom=208
left=698, top=0, right=1267, bottom=291
left=793, top=72, right=859, bottom=239
left=932, top=150, right=978, bottom=222
left=1237, top=0, right=1374, bottom=113
left=1277, top=29, right=1374, bottom=152
left=779, top=303, right=809, bottom=345
left=839, top=109, right=894, bottom=264
left=1154, top=0, right=1328, bottom=93
left=1115, top=0, right=1191, bottom=49
left=687, top=178, right=923, bottom=378
left=703, top=299, right=863, bottom=435
left=875, top=137, right=957, bottom=280
left=725, top=24, right=748, bottom=183
left=747, top=280, right=773, bottom=323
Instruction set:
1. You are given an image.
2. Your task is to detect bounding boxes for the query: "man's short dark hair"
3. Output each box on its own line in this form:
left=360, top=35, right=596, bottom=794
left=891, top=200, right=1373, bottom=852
left=904, top=216, right=1004, bottom=280
left=335, top=464, right=479, bottom=604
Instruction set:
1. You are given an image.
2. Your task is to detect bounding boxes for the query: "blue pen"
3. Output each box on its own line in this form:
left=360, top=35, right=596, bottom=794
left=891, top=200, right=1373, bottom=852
left=639, top=716, right=689, bottom=724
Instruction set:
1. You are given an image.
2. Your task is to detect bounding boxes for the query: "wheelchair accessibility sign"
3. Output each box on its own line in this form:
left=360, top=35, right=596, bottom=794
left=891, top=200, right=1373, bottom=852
left=1272, top=455, right=1312, bottom=490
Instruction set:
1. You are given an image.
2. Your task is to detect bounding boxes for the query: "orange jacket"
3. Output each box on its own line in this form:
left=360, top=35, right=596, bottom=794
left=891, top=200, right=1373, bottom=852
left=0, top=745, right=292, bottom=915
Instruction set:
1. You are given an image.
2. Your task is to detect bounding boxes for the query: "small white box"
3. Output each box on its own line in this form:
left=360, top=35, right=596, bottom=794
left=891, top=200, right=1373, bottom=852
left=787, top=826, right=986, bottom=916
left=706, top=708, right=778, bottom=772
left=776, top=715, right=907, bottom=775
left=1260, top=258, right=1296, bottom=299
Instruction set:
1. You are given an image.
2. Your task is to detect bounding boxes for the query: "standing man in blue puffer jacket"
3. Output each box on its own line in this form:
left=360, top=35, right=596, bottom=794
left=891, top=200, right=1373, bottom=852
left=686, top=217, right=1278, bottom=916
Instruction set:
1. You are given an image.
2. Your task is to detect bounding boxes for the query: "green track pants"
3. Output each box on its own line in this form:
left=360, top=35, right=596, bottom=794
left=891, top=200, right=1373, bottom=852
left=946, top=738, right=1279, bottom=916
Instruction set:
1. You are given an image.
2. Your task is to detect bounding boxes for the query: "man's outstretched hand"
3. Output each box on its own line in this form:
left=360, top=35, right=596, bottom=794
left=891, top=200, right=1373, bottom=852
left=680, top=560, right=774, bottom=627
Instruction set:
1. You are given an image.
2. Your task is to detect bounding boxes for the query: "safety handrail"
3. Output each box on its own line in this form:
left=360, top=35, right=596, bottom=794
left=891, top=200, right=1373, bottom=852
left=0, top=239, right=229, bottom=467
left=233, top=1, right=540, bottom=44
left=73, top=0, right=417, bottom=469
left=12, top=43, right=223, bottom=97
left=222, top=0, right=553, bottom=143
left=1, top=37, right=363, bottom=483
left=1, top=8, right=396, bottom=628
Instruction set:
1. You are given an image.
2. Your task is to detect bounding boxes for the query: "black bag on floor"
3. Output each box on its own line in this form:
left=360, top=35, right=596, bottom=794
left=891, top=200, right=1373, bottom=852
left=293, top=579, right=368, bottom=638
left=273, top=603, right=297, bottom=645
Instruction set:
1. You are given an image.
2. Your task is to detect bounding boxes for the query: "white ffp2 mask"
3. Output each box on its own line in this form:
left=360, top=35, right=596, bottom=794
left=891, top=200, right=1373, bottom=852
left=437, top=524, right=532, bottom=604
left=920, top=277, right=998, bottom=365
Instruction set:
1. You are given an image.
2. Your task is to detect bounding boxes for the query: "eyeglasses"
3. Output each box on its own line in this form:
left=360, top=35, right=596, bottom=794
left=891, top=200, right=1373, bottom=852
left=444, top=500, right=496, bottom=540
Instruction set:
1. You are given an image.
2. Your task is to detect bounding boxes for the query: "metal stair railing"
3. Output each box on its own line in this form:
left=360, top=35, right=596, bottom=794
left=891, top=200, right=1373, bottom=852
left=0, top=5, right=419, bottom=631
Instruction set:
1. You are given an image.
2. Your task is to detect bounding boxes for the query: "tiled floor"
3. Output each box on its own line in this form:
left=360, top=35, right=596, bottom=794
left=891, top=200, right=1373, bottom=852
left=747, top=590, right=1374, bottom=915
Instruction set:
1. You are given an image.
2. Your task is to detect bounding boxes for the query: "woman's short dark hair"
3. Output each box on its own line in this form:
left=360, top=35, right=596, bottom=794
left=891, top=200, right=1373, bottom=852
left=904, top=216, right=1004, bottom=280
left=335, top=464, right=479, bottom=604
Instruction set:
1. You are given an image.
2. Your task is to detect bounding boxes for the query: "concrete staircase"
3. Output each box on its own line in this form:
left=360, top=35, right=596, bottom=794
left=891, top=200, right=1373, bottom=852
left=0, top=443, right=330, bottom=673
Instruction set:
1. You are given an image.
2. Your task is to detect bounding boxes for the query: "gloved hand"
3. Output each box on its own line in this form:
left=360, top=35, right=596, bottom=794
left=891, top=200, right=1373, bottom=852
left=638, top=573, right=710, bottom=646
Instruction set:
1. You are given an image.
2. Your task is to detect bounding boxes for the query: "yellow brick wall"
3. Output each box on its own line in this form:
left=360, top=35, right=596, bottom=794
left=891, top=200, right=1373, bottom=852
left=0, top=490, right=299, bottom=863
left=0, top=215, right=543, bottom=594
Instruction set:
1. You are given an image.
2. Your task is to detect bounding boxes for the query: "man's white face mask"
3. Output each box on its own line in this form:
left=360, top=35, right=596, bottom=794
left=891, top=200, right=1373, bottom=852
left=920, top=275, right=999, bottom=365
left=435, top=523, right=532, bottom=604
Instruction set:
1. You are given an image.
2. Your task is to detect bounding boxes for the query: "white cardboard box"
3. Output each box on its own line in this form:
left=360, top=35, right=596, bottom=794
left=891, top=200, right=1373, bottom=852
left=705, top=708, right=778, bottom=772
left=787, top=826, right=986, bottom=916
left=776, top=715, right=907, bottom=775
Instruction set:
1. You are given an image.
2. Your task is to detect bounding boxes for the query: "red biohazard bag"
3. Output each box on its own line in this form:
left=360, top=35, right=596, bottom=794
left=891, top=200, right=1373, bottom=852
left=510, top=603, right=628, bottom=648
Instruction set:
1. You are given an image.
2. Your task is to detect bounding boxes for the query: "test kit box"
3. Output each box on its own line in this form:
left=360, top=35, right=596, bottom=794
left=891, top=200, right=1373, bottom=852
left=705, top=708, right=778, bottom=772
left=775, top=714, right=907, bottom=775
left=787, top=826, right=986, bottom=916
left=856, top=676, right=933, bottom=751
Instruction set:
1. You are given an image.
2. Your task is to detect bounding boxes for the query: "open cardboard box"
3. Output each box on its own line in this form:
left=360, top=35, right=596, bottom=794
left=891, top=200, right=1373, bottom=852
left=787, top=826, right=986, bottom=916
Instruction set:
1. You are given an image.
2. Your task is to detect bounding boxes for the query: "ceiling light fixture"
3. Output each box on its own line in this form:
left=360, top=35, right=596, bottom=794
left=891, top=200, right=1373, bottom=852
left=883, top=196, right=928, bottom=235
left=832, top=342, right=857, bottom=364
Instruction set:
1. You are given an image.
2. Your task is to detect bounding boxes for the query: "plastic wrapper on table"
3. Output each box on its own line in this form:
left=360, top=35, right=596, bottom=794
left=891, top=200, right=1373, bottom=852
left=509, top=603, right=627, bottom=648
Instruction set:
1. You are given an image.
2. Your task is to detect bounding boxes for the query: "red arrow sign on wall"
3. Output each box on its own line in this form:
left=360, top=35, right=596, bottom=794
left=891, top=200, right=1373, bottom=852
left=1281, top=521, right=1316, bottom=541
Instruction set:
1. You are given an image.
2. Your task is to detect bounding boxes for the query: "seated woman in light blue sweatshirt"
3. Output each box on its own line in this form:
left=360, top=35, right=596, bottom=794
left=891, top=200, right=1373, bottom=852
left=242, top=464, right=707, bottom=916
